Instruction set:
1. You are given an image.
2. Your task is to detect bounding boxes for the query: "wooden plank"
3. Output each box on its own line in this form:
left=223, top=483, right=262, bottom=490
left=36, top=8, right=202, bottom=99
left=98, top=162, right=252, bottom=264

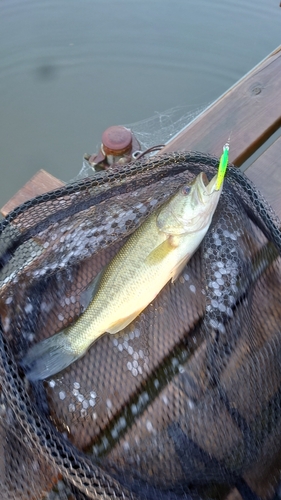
left=1, top=169, right=65, bottom=217
left=161, top=46, right=281, bottom=166
left=245, top=135, right=281, bottom=220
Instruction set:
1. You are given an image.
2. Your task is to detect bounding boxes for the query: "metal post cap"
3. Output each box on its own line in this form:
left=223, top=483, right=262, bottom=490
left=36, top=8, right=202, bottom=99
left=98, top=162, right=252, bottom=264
left=102, top=126, right=133, bottom=156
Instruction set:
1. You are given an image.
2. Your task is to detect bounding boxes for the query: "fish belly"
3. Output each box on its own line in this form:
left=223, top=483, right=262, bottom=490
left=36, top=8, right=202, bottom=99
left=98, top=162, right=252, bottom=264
left=91, top=228, right=206, bottom=338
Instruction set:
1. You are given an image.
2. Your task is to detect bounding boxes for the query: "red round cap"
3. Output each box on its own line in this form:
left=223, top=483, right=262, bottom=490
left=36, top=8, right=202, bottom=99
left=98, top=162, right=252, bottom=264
left=102, top=126, right=133, bottom=156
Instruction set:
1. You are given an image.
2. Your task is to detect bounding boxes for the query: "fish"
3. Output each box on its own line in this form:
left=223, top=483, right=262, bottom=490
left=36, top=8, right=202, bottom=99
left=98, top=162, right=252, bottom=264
left=21, top=171, right=224, bottom=381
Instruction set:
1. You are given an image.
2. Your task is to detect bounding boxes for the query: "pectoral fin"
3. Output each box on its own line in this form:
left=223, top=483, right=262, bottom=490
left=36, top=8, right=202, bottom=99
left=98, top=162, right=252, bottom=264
left=80, top=266, right=107, bottom=312
left=106, top=309, right=145, bottom=334
left=146, top=235, right=180, bottom=266
left=171, top=254, right=191, bottom=283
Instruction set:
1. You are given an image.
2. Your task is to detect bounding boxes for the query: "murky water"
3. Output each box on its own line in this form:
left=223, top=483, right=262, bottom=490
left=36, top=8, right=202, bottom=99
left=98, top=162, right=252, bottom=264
left=0, top=0, right=280, bottom=207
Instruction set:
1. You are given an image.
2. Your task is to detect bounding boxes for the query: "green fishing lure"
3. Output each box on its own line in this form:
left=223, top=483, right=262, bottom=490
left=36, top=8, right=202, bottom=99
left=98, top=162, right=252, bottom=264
left=216, top=142, right=229, bottom=190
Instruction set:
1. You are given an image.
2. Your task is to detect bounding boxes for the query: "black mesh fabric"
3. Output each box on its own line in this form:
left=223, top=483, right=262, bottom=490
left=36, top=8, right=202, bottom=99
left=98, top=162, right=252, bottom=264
left=0, top=152, right=281, bottom=500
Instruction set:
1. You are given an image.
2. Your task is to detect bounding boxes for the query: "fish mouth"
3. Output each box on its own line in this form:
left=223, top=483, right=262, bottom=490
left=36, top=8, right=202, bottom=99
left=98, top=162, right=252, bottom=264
left=200, top=172, right=219, bottom=195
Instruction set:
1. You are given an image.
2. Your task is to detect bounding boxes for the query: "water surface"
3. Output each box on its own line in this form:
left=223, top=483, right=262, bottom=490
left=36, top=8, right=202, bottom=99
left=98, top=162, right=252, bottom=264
left=0, top=0, right=280, bottom=206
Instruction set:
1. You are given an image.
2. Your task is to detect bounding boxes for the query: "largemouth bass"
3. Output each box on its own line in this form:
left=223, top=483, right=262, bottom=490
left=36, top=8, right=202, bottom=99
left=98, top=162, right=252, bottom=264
left=22, top=171, right=224, bottom=381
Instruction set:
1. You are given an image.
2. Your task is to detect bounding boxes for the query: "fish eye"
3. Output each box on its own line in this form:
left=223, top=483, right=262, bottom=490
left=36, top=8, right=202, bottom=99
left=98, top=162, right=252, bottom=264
left=182, top=185, right=191, bottom=195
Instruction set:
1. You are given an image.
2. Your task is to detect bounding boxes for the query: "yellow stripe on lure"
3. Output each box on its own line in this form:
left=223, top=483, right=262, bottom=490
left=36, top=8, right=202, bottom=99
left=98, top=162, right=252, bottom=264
left=216, top=142, right=229, bottom=190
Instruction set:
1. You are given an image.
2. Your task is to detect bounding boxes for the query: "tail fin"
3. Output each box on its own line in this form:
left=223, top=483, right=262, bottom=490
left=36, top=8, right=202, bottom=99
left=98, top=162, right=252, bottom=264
left=21, top=332, right=80, bottom=381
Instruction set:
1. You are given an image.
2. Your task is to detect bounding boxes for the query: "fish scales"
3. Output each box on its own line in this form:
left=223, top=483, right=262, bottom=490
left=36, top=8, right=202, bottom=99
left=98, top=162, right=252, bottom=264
left=69, top=211, right=206, bottom=353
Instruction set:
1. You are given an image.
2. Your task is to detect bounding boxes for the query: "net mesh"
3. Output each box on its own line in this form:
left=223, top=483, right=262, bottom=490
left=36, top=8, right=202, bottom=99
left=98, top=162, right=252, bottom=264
left=0, top=152, right=281, bottom=500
